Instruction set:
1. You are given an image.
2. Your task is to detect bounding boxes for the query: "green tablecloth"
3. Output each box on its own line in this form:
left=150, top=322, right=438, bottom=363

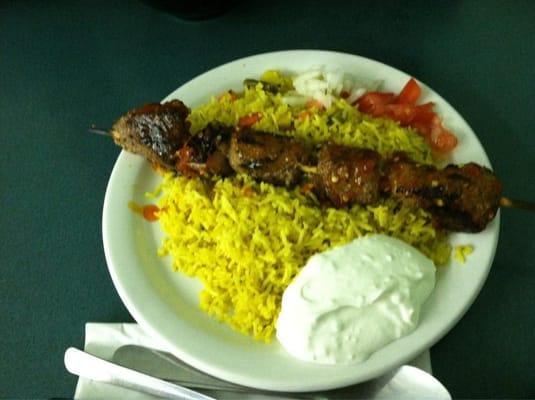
left=2, top=1, right=534, bottom=398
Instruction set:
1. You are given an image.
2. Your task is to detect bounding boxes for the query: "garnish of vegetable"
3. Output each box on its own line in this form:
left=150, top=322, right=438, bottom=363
left=238, top=112, right=262, bottom=128
left=356, top=78, right=458, bottom=153
left=128, top=201, right=162, bottom=222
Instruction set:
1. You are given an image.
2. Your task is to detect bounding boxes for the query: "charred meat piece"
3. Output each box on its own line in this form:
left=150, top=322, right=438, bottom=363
left=315, top=144, right=382, bottom=207
left=176, top=123, right=233, bottom=177
left=385, top=158, right=502, bottom=232
left=383, top=155, right=434, bottom=208
left=110, top=100, right=191, bottom=169
left=228, top=129, right=313, bottom=186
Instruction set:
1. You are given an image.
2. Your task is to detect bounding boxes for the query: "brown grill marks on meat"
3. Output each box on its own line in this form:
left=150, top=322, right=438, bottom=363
left=110, top=100, right=190, bottom=169
left=385, top=158, right=502, bottom=232
left=109, top=101, right=503, bottom=233
left=228, top=128, right=314, bottom=186
left=315, top=144, right=382, bottom=207
left=176, top=123, right=233, bottom=177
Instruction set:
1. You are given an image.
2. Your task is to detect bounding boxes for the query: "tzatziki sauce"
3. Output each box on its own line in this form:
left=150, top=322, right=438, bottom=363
left=276, top=234, right=436, bottom=364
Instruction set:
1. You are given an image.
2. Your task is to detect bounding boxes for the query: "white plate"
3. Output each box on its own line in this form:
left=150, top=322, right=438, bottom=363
left=103, top=50, right=499, bottom=392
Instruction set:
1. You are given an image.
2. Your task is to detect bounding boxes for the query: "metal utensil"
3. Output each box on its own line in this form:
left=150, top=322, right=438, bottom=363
left=113, top=344, right=452, bottom=399
left=64, top=347, right=216, bottom=400
left=113, top=345, right=251, bottom=393
left=112, top=345, right=316, bottom=399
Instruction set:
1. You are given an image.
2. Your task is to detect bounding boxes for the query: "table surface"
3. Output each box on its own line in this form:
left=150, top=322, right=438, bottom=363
left=2, top=0, right=535, bottom=398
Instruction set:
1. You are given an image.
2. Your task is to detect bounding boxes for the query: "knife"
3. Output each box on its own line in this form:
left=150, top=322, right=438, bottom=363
left=112, top=344, right=451, bottom=399
left=113, top=344, right=250, bottom=393
left=112, top=345, right=320, bottom=399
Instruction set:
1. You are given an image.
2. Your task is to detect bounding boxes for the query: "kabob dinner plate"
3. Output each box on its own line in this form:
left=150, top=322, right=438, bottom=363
left=102, top=50, right=499, bottom=391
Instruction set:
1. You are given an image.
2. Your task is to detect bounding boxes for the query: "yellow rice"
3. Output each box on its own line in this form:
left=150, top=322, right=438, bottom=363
left=154, top=73, right=451, bottom=342
left=454, top=244, right=474, bottom=264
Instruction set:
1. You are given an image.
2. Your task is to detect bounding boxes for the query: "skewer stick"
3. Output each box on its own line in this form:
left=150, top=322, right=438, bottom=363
left=88, top=128, right=535, bottom=213
left=499, top=197, right=535, bottom=211
left=89, top=126, right=111, bottom=137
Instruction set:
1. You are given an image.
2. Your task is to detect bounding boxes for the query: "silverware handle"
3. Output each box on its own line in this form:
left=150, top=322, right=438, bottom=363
left=64, top=347, right=216, bottom=400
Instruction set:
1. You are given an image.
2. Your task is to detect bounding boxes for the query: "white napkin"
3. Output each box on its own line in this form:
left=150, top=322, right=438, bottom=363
left=73, top=323, right=433, bottom=399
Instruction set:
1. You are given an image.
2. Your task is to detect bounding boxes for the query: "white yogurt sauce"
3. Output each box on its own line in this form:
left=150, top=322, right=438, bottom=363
left=276, top=234, right=436, bottom=364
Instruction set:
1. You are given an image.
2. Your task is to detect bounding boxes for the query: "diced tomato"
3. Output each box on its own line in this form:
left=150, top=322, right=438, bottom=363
left=238, top=112, right=262, bottom=128
left=355, top=78, right=458, bottom=154
left=411, top=102, right=436, bottom=123
left=356, top=92, right=396, bottom=117
left=384, top=103, right=416, bottom=125
left=410, top=121, right=431, bottom=140
left=430, top=126, right=458, bottom=153
left=435, top=131, right=458, bottom=152
left=386, top=102, right=436, bottom=129
left=395, top=78, right=421, bottom=105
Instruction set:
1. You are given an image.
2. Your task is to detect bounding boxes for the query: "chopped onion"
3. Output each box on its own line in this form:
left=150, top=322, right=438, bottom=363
left=292, top=67, right=375, bottom=108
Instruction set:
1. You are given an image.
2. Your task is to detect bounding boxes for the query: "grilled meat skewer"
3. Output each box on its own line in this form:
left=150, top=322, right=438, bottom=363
left=106, top=101, right=505, bottom=232
left=225, top=130, right=501, bottom=232
left=110, top=100, right=191, bottom=170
